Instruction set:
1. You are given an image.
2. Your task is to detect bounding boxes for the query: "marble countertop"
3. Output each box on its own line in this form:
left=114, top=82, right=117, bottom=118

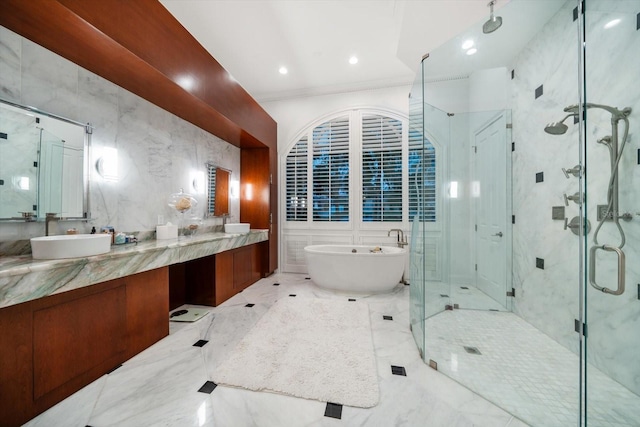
left=0, top=230, right=268, bottom=309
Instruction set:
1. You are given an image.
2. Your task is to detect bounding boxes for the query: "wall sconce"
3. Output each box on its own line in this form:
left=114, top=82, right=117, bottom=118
left=96, top=147, right=118, bottom=181
left=244, top=183, right=253, bottom=201
left=449, top=181, right=459, bottom=198
left=14, top=176, right=30, bottom=190
left=229, top=179, right=239, bottom=199
left=192, top=170, right=205, bottom=194
left=471, top=181, right=481, bottom=198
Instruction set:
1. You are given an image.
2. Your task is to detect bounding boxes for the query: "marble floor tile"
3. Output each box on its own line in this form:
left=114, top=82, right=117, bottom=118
left=27, top=273, right=525, bottom=427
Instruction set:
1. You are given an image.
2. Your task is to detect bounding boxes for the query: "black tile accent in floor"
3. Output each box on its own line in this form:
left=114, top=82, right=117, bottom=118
left=464, top=346, right=482, bottom=355
left=535, top=84, right=543, bottom=99
left=383, top=315, right=393, bottom=321
left=193, top=339, right=209, bottom=347
left=391, top=365, right=407, bottom=376
left=289, top=294, right=296, bottom=297
left=305, top=277, right=311, bottom=280
left=440, top=294, right=449, bottom=298
left=460, top=287, right=469, bottom=290
left=324, top=402, right=343, bottom=419
left=273, top=282, right=280, bottom=286
left=198, top=381, right=217, bottom=394
left=106, top=364, right=122, bottom=375
left=245, top=303, right=255, bottom=307
left=348, top=298, right=356, bottom=301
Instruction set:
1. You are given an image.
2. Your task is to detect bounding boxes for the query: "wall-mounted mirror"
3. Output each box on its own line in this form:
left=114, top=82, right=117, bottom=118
left=0, top=99, right=90, bottom=221
left=206, top=163, right=230, bottom=217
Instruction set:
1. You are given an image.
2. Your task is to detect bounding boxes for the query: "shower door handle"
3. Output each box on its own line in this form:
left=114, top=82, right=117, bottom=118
left=589, top=245, right=625, bottom=295
left=492, top=232, right=503, bottom=237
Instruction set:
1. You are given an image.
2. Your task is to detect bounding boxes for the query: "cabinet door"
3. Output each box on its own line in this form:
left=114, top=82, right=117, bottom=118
left=125, top=268, right=169, bottom=359
left=215, top=251, right=235, bottom=306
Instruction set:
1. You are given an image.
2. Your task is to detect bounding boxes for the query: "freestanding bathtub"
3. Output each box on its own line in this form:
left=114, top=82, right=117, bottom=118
left=304, top=245, right=406, bottom=294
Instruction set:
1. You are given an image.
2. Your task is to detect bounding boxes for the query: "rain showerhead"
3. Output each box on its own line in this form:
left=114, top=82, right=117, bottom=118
left=483, top=1, right=503, bottom=34
left=544, top=114, right=576, bottom=135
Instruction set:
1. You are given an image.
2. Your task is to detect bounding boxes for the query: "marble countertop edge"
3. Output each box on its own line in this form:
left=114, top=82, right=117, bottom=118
left=0, top=230, right=268, bottom=279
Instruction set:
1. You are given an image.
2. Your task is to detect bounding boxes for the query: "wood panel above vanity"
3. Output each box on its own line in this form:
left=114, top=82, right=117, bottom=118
left=0, top=0, right=279, bottom=275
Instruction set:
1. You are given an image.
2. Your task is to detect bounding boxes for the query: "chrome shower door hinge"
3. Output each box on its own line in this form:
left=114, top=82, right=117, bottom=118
left=574, top=319, right=588, bottom=337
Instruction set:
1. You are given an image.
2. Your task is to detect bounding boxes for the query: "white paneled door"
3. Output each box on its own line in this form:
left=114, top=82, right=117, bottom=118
left=474, top=113, right=508, bottom=307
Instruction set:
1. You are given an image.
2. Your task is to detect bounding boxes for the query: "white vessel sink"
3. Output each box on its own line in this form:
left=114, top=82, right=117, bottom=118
left=31, top=234, right=112, bottom=260
left=224, top=223, right=250, bottom=234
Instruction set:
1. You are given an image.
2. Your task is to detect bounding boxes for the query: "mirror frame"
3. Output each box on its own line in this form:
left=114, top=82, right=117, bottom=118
left=0, top=97, right=92, bottom=222
left=206, top=163, right=231, bottom=218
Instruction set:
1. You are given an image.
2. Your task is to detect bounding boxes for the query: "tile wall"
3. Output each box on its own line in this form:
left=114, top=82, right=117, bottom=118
left=0, top=26, right=240, bottom=252
left=511, top=0, right=640, bottom=394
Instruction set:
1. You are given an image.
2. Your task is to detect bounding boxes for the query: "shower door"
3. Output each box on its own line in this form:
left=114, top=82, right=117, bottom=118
left=408, top=61, right=451, bottom=357
left=583, top=0, right=640, bottom=424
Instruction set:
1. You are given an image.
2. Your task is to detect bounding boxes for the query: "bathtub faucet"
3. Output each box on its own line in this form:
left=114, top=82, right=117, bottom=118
left=388, top=229, right=408, bottom=248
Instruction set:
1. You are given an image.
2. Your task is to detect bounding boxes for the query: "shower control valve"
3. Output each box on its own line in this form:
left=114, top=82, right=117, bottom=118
left=562, top=165, right=582, bottom=179
left=564, top=192, right=583, bottom=206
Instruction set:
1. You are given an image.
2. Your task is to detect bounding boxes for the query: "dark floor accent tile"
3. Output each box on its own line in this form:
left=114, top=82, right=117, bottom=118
left=490, top=309, right=499, bottom=312
left=536, top=171, right=544, bottom=183
left=460, top=286, right=469, bottom=290
left=289, top=294, right=296, bottom=297
left=536, top=257, right=545, bottom=269
left=511, top=69, right=515, bottom=79
left=535, top=84, right=543, bottom=99
left=324, top=402, right=343, bottom=419
left=305, top=277, right=311, bottom=280
left=404, top=282, right=410, bottom=286
left=383, top=315, right=393, bottom=321
left=106, top=364, right=122, bottom=375
left=193, top=339, right=209, bottom=347
left=391, top=365, right=407, bottom=376
left=245, top=303, right=255, bottom=307
left=348, top=298, right=356, bottom=301
left=273, top=282, right=280, bottom=286
left=440, top=294, right=449, bottom=298
left=198, top=381, right=217, bottom=394
left=464, top=346, right=482, bottom=355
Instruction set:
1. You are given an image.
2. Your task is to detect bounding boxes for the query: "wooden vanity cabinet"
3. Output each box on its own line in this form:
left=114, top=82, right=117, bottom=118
left=176, top=242, right=266, bottom=307
left=0, top=267, right=169, bottom=427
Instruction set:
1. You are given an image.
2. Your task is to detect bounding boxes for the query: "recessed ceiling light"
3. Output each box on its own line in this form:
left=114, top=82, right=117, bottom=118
left=461, top=39, right=474, bottom=50
left=466, top=48, right=478, bottom=56
left=279, top=66, right=288, bottom=75
left=604, top=18, right=621, bottom=29
left=349, top=56, right=358, bottom=65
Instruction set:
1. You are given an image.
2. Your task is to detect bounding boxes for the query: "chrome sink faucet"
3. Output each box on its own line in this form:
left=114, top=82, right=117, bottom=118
left=388, top=228, right=408, bottom=247
left=45, top=213, right=61, bottom=236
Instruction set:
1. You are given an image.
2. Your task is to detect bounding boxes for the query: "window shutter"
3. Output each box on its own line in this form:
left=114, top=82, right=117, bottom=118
left=312, top=117, right=350, bottom=222
left=408, top=126, right=436, bottom=222
left=361, top=114, right=403, bottom=222
left=285, top=137, right=308, bottom=221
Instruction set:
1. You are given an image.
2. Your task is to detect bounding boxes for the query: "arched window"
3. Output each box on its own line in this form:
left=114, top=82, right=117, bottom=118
left=282, top=109, right=438, bottom=272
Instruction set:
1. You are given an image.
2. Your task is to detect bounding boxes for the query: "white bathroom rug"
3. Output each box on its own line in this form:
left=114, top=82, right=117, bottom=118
left=211, top=297, right=379, bottom=408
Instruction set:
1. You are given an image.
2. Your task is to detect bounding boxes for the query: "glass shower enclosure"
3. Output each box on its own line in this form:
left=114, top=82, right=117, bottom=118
left=409, top=0, right=640, bottom=425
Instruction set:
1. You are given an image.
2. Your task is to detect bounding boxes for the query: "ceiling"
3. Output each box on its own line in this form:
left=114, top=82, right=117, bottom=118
left=160, top=0, right=565, bottom=102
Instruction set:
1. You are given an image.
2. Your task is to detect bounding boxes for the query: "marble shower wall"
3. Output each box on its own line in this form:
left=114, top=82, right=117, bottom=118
left=511, top=0, right=640, bottom=394
left=0, top=26, right=240, bottom=248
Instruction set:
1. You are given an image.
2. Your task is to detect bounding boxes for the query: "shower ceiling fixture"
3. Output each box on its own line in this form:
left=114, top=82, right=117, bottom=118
left=483, top=0, right=503, bottom=34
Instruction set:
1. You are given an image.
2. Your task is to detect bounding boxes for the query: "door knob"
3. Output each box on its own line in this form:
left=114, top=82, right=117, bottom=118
left=492, top=232, right=503, bottom=237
